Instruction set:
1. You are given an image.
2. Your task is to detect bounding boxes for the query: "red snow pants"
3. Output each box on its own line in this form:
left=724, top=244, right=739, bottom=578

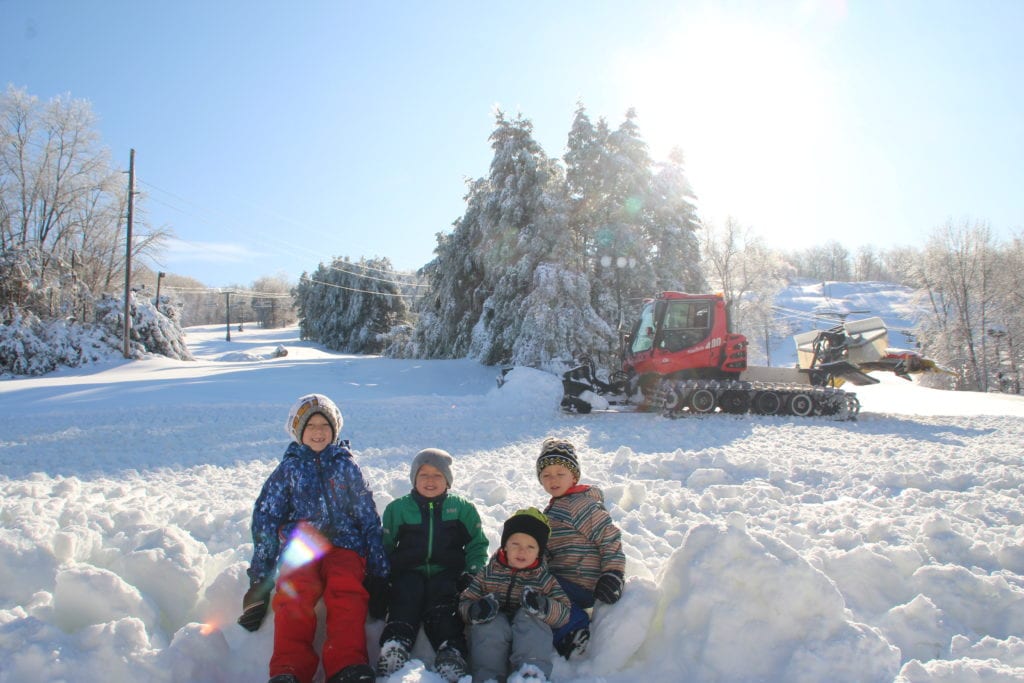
left=269, top=546, right=369, bottom=683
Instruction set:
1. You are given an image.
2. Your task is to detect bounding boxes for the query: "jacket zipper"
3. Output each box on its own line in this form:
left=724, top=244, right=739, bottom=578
left=425, top=500, right=435, bottom=577
left=314, top=454, right=340, bottom=535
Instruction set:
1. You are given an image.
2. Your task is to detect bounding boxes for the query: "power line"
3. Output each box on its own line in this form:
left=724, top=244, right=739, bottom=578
left=298, top=275, right=424, bottom=299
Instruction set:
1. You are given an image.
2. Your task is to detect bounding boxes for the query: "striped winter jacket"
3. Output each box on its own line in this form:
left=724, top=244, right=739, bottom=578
left=458, top=551, right=571, bottom=629
left=247, top=441, right=389, bottom=585
left=543, top=484, right=626, bottom=591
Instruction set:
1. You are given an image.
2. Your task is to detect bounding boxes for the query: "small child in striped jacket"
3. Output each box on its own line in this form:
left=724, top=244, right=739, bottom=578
left=459, top=508, right=570, bottom=682
left=536, top=437, right=626, bottom=659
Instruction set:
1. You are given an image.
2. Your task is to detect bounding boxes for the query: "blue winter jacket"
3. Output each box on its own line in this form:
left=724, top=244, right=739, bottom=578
left=247, top=441, right=389, bottom=585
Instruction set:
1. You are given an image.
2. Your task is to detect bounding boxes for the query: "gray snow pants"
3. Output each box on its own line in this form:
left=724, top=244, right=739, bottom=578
left=468, top=608, right=554, bottom=682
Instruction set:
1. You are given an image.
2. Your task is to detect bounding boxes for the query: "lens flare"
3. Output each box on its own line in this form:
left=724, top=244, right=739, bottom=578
left=279, top=521, right=330, bottom=574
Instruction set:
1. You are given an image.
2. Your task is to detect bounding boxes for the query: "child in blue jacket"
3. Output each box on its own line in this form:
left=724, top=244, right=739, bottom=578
left=238, top=394, right=389, bottom=683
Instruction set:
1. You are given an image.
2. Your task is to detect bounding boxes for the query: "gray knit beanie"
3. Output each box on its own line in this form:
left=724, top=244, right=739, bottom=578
left=410, top=448, right=453, bottom=488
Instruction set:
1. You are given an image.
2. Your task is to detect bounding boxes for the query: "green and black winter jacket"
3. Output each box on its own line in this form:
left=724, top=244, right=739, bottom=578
left=381, top=489, right=489, bottom=577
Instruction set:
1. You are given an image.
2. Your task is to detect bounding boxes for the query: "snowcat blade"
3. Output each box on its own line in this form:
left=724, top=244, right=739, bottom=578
left=815, top=361, right=881, bottom=386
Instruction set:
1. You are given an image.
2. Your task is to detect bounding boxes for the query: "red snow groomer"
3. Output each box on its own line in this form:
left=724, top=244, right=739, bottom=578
left=561, top=291, right=944, bottom=420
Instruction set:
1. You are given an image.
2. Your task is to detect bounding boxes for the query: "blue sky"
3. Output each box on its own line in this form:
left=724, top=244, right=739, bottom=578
left=3, top=0, right=1022, bottom=287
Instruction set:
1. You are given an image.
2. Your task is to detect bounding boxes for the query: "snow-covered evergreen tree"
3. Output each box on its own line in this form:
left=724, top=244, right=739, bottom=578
left=294, top=257, right=408, bottom=354
left=94, top=293, right=193, bottom=361
left=1, top=292, right=191, bottom=376
left=469, top=112, right=574, bottom=365
left=512, top=263, right=617, bottom=368
left=647, top=148, right=704, bottom=293
left=415, top=178, right=490, bottom=359
left=585, top=109, right=661, bottom=330
left=415, top=106, right=703, bottom=368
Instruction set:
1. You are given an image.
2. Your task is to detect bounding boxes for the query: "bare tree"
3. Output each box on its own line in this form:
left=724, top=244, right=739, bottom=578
left=0, top=86, right=168, bottom=319
left=914, top=219, right=996, bottom=390
left=701, top=216, right=788, bottom=363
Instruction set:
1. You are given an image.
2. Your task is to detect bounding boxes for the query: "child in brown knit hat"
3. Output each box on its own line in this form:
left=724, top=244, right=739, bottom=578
left=536, top=437, right=626, bottom=660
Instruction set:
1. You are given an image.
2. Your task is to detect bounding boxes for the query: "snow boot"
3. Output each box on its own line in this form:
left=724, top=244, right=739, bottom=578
left=376, top=621, right=416, bottom=676
left=326, top=663, right=375, bottom=683
left=555, top=626, right=590, bottom=659
left=376, top=639, right=411, bottom=676
left=512, top=663, right=547, bottom=681
left=433, top=644, right=468, bottom=682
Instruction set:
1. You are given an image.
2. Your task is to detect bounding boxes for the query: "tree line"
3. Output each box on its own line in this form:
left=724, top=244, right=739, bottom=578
left=3, top=85, right=1020, bottom=393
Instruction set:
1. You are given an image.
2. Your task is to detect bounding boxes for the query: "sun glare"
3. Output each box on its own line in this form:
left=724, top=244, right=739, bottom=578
left=614, top=11, right=841, bottom=243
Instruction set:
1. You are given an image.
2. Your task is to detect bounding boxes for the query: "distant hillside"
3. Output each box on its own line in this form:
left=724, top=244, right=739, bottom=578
left=766, top=279, right=920, bottom=367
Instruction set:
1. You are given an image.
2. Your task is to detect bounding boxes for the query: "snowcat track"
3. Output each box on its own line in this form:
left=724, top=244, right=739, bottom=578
left=650, top=378, right=859, bottom=421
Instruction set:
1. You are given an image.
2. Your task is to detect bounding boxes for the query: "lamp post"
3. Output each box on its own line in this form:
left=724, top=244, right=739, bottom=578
left=599, top=254, right=637, bottom=330
left=988, top=326, right=1007, bottom=392
left=154, top=271, right=165, bottom=308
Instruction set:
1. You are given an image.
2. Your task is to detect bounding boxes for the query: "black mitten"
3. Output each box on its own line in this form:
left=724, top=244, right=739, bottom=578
left=467, top=594, right=498, bottom=624
left=364, top=575, right=390, bottom=621
left=457, top=571, right=475, bottom=593
left=237, top=579, right=273, bottom=632
left=521, top=586, right=549, bottom=618
left=593, top=571, right=624, bottom=604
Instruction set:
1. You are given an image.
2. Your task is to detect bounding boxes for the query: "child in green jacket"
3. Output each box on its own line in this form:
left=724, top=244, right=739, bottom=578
left=376, top=448, right=488, bottom=682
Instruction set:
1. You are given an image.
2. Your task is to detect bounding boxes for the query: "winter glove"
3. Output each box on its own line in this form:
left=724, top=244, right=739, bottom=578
left=594, top=571, right=624, bottom=605
left=365, top=575, right=390, bottom=621
left=520, top=586, right=549, bottom=618
left=457, top=572, right=475, bottom=593
left=237, top=579, right=274, bottom=632
left=467, top=594, right=499, bottom=625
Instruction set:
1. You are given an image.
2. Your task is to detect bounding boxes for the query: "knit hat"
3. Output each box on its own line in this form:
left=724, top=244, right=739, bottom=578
left=536, top=437, right=580, bottom=482
left=286, top=393, right=343, bottom=443
left=410, top=448, right=453, bottom=488
left=501, top=507, right=551, bottom=556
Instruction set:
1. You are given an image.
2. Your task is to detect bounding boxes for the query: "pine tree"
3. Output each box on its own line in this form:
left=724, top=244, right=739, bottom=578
left=590, top=109, right=657, bottom=330
left=295, top=257, right=408, bottom=354
left=468, top=112, right=572, bottom=365
left=415, top=178, right=490, bottom=358
left=647, top=148, right=704, bottom=293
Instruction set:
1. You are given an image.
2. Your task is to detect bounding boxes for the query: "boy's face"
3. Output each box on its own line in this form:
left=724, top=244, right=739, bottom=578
left=504, top=532, right=540, bottom=569
left=301, top=414, right=333, bottom=452
left=540, top=464, right=577, bottom=497
left=415, top=463, right=448, bottom=497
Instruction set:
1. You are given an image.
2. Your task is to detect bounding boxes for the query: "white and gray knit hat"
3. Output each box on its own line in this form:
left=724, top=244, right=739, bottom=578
left=286, top=393, right=343, bottom=443
left=410, top=448, right=453, bottom=488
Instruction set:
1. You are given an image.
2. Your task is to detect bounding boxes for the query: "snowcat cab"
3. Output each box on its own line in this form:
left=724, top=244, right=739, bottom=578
left=621, top=292, right=748, bottom=386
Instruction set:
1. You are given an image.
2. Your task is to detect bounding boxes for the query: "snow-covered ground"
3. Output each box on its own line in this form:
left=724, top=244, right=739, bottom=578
left=2, top=316, right=1023, bottom=682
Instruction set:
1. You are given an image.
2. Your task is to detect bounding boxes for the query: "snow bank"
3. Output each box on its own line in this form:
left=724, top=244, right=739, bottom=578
left=1, top=323, right=1023, bottom=683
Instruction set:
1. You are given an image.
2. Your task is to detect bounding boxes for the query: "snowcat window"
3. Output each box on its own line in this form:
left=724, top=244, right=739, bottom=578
left=660, top=301, right=712, bottom=351
left=631, top=304, right=656, bottom=353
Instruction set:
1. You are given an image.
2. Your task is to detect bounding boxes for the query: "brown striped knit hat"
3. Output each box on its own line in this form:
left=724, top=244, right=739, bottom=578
left=536, top=437, right=580, bottom=481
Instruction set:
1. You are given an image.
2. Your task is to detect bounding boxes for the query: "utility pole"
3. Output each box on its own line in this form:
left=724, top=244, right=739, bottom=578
left=122, top=149, right=135, bottom=359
